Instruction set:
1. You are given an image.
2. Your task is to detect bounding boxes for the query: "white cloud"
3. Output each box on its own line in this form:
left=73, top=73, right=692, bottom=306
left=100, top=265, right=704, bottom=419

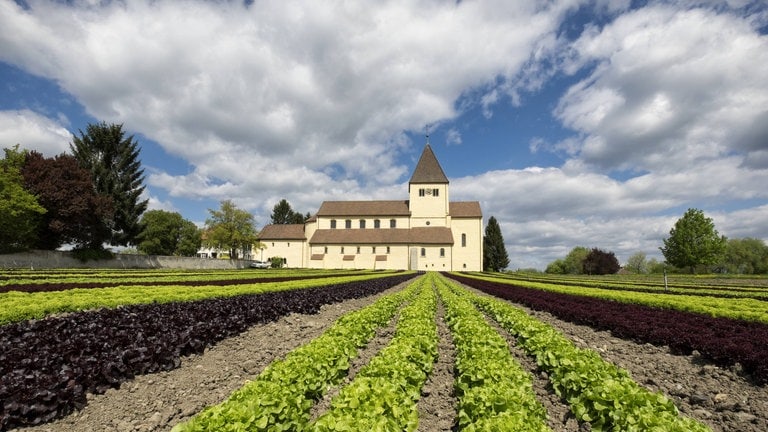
left=554, top=5, right=768, bottom=174
left=0, top=0, right=579, bottom=194
left=0, top=109, right=71, bottom=155
left=445, top=128, right=462, bottom=146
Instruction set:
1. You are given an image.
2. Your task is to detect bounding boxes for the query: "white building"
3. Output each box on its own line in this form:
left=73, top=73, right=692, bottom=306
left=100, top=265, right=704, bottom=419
left=258, top=145, right=483, bottom=271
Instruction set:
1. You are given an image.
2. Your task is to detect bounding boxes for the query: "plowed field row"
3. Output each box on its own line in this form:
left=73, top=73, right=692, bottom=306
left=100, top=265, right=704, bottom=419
left=6, top=273, right=767, bottom=431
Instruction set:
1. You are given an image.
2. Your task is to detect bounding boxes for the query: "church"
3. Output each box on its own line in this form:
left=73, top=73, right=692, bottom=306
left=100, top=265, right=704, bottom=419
left=257, top=144, right=483, bottom=271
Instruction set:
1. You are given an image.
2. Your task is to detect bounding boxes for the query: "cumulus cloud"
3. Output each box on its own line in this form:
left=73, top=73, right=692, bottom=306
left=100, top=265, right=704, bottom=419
left=0, top=109, right=71, bottom=155
left=553, top=5, right=768, bottom=174
left=0, top=0, right=577, bottom=191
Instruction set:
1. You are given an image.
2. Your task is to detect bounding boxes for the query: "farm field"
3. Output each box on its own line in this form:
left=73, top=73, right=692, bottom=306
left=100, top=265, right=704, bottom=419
left=3, top=270, right=767, bottom=431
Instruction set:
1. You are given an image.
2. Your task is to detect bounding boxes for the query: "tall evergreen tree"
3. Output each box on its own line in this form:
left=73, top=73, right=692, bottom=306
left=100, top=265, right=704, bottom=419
left=270, top=199, right=307, bottom=224
left=70, top=122, right=148, bottom=247
left=483, top=216, right=510, bottom=272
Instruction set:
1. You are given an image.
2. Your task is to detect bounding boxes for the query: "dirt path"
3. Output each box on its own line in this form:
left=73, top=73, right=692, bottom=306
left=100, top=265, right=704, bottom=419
left=13, top=280, right=767, bottom=432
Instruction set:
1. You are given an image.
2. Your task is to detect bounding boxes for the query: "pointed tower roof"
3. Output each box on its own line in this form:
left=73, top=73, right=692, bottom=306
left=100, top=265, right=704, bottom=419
left=409, top=144, right=449, bottom=184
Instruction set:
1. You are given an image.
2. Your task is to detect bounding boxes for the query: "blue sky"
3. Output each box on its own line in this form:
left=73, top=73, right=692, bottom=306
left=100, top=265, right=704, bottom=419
left=2, top=0, right=767, bottom=269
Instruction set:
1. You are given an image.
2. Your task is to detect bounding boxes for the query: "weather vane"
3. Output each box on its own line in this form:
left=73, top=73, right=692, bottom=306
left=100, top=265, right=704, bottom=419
left=425, top=124, right=431, bottom=145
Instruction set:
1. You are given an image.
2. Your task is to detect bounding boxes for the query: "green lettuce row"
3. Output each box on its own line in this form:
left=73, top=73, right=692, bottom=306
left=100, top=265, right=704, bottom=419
left=453, top=279, right=711, bottom=432
left=436, top=277, right=551, bottom=432
left=1, top=268, right=385, bottom=286
left=456, top=272, right=768, bottom=324
left=171, top=277, right=422, bottom=432
left=311, top=273, right=438, bottom=431
left=0, top=272, right=411, bottom=325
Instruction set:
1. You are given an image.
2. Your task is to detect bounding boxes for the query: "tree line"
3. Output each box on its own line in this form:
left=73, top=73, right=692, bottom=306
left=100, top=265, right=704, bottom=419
left=545, top=208, right=768, bottom=275
left=2, top=122, right=148, bottom=258
left=1, top=121, right=316, bottom=260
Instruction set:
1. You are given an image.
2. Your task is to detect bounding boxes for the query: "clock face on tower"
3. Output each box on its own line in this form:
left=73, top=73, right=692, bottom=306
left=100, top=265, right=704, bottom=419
left=425, top=188, right=433, bottom=196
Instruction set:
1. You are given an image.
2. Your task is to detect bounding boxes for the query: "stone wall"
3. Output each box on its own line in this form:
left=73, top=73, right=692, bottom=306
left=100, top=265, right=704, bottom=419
left=0, top=250, right=251, bottom=270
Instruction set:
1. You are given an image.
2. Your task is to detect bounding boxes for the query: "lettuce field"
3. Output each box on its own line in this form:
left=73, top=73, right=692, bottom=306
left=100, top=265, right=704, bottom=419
left=2, top=268, right=766, bottom=431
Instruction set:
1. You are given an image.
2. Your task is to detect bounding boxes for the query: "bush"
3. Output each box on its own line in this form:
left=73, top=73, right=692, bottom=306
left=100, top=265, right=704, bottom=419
left=71, top=248, right=114, bottom=262
left=582, top=248, right=620, bottom=275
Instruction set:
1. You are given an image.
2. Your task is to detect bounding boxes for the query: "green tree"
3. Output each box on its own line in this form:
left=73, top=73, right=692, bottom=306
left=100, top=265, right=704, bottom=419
left=270, top=199, right=308, bottom=224
left=136, top=210, right=202, bottom=256
left=646, top=257, right=668, bottom=274
left=483, top=216, right=509, bottom=272
left=0, top=145, right=46, bottom=252
left=70, top=122, right=148, bottom=247
left=719, top=238, right=768, bottom=274
left=660, top=208, right=726, bottom=274
left=582, top=248, right=620, bottom=275
left=21, top=151, right=113, bottom=250
left=565, top=246, right=589, bottom=274
left=176, top=220, right=204, bottom=257
left=203, top=200, right=257, bottom=260
left=545, top=259, right=567, bottom=274
left=545, top=246, right=590, bottom=274
left=625, top=252, right=648, bottom=274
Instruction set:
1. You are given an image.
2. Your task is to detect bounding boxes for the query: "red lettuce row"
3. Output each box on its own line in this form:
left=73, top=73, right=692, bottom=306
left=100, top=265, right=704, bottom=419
left=446, top=273, right=768, bottom=386
left=0, top=273, right=415, bottom=430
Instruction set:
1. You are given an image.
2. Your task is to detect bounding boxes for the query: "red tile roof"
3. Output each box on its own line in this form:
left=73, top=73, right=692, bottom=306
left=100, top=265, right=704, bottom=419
left=316, top=200, right=411, bottom=216
left=258, top=224, right=306, bottom=240
left=309, top=227, right=454, bottom=245
left=409, top=144, right=449, bottom=184
left=450, top=201, right=482, bottom=217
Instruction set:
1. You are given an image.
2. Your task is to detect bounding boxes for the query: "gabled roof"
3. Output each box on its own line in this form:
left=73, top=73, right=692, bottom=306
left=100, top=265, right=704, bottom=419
left=309, top=227, right=454, bottom=245
left=450, top=201, right=482, bottom=218
left=259, top=224, right=306, bottom=240
left=316, top=200, right=411, bottom=216
left=409, top=144, right=449, bottom=184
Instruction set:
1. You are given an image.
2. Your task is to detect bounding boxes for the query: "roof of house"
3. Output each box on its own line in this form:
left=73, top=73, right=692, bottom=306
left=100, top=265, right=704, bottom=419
left=309, top=227, right=454, bottom=245
left=259, top=224, right=306, bottom=240
left=449, top=201, right=483, bottom=218
left=316, top=200, right=411, bottom=216
left=409, top=144, right=449, bottom=184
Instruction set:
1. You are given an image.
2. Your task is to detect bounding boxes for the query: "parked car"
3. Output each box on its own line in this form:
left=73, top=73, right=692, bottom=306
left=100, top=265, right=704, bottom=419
left=250, top=260, right=270, bottom=269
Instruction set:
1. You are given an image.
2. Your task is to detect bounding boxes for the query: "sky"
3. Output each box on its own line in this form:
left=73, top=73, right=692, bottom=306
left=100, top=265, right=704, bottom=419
left=1, top=0, right=767, bottom=270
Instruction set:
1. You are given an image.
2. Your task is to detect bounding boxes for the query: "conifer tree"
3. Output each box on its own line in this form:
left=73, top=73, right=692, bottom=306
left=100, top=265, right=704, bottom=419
left=483, top=216, right=510, bottom=272
left=70, top=122, right=148, bottom=247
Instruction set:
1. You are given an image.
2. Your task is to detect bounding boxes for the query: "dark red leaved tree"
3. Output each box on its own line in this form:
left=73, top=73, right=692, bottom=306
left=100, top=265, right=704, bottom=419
left=22, top=151, right=113, bottom=250
left=582, top=247, right=620, bottom=275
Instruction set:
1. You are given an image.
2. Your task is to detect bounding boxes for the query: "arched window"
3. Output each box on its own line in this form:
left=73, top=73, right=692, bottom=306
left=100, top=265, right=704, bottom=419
left=461, top=233, right=466, bottom=247
left=374, top=219, right=381, bottom=229
left=390, top=219, right=396, bottom=228
left=420, top=248, right=426, bottom=257
left=345, top=219, right=352, bottom=229
left=440, top=248, right=445, bottom=257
